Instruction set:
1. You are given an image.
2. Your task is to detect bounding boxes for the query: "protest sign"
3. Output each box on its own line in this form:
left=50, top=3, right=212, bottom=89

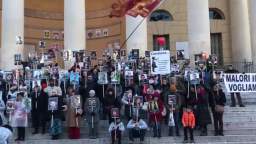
left=48, top=97, right=58, bottom=111
left=150, top=50, right=171, bottom=75
left=224, top=73, right=256, bottom=93
left=97, top=72, right=108, bottom=84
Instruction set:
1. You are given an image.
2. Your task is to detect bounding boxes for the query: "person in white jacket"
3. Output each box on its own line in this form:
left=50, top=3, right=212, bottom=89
left=127, top=116, right=148, bottom=142
left=0, top=125, right=13, bottom=144
left=108, top=118, right=125, bottom=144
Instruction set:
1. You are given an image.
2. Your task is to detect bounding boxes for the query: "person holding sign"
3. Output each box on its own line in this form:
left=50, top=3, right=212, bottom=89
left=11, top=93, right=29, bottom=141
left=47, top=89, right=67, bottom=140
left=148, top=94, right=165, bottom=138
left=67, top=89, right=83, bottom=139
left=31, top=85, right=41, bottom=134
left=103, top=88, right=120, bottom=123
left=121, top=89, right=134, bottom=120
left=164, top=84, right=181, bottom=137
left=85, top=90, right=100, bottom=139
left=127, top=115, right=148, bottom=142
left=195, top=84, right=212, bottom=136
left=108, top=117, right=125, bottom=144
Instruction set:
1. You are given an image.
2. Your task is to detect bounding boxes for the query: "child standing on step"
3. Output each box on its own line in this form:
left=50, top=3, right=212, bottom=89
left=182, top=106, right=195, bottom=143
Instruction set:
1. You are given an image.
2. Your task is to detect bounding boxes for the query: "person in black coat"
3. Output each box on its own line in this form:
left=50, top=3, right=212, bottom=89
left=209, top=84, right=226, bottom=136
left=225, top=65, right=244, bottom=107
left=103, top=88, right=120, bottom=123
left=31, top=80, right=48, bottom=134
left=0, top=75, right=7, bottom=104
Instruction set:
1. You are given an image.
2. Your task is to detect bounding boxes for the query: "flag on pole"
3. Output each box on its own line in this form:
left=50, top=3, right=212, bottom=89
left=110, top=0, right=162, bottom=18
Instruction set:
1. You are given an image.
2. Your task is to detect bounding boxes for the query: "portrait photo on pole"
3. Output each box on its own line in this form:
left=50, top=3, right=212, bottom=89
left=111, top=108, right=120, bottom=118
left=48, top=97, right=58, bottom=111
left=97, top=72, right=108, bottom=85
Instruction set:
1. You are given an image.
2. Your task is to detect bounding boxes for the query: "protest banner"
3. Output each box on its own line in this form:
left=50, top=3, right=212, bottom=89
left=224, top=73, right=256, bottom=92
left=150, top=50, right=171, bottom=75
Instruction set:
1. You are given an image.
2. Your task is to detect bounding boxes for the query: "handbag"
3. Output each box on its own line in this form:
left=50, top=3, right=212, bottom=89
left=215, top=105, right=224, bottom=113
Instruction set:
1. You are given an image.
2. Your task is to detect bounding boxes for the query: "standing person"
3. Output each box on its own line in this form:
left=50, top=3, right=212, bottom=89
left=0, top=92, right=6, bottom=126
left=148, top=94, right=165, bottom=138
left=182, top=106, right=195, bottom=143
left=0, top=74, right=7, bottom=104
left=108, top=118, right=125, bottom=144
left=31, top=85, right=41, bottom=134
left=67, top=88, right=83, bottom=139
left=209, top=84, right=226, bottom=136
left=47, top=89, right=67, bottom=140
left=121, top=89, right=134, bottom=120
left=225, top=65, right=245, bottom=107
left=127, top=116, right=148, bottom=142
left=0, top=125, right=13, bottom=144
left=103, top=88, right=120, bottom=123
left=35, top=80, right=49, bottom=134
left=85, top=90, right=100, bottom=139
left=196, top=84, right=212, bottom=136
left=11, top=93, right=29, bottom=141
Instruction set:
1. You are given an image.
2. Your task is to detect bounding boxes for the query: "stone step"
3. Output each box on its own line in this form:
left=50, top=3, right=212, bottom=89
left=10, top=135, right=256, bottom=144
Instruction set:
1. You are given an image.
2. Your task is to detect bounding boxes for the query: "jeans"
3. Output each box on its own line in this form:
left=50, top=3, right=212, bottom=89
left=213, top=112, right=224, bottom=134
left=153, top=122, right=161, bottom=138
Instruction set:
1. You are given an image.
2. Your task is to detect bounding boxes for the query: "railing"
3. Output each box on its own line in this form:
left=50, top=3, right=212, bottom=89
left=223, top=61, right=254, bottom=73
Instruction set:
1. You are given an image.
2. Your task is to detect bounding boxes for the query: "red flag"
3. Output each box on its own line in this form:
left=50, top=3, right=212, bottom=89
left=110, top=0, right=162, bottom=18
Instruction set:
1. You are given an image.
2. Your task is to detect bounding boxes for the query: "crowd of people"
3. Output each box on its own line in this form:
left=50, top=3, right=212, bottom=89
left=0, top=55, right=244, bottom=144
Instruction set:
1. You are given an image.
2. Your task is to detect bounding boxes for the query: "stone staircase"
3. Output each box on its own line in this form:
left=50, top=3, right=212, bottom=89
left=10, top=90, right=256, bottom=144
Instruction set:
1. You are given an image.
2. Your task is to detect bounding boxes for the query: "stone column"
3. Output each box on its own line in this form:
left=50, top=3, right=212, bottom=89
left=187, top=0, right=211, bottom=65
left=249, top=0, right=256, bottom=64
left=1, top=0, right=24, bottom=71
left=64, top=0, right=86, bottom=69
left=126, top=15, right=148, bottom=57
left=230, top=0, right=252, bottom=62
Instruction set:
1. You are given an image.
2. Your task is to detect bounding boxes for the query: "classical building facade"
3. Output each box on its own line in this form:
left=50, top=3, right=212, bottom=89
left=0, top=0, right=255, bottom=70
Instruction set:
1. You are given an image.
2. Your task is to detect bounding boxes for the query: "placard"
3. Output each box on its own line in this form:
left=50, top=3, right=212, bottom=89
left=223, top=73, right=256, bottom=93
left=71, top=95, right=81, bottom=109
left=111, top=108, right=120, bottom=118
left=150, top=50, right=171, bottom=75
left=111, top=71, right=120, bottom=84
left=97, top=72, right=108, bottom=84
left=131, top=49, right=139, bottom=59
left=133, top=96, right=143, bottom=108
left=176, top=42, right=189, bottom=60
left=48, top=97, right=58, bottom=111
left=168, top=95, right=176, bottom=106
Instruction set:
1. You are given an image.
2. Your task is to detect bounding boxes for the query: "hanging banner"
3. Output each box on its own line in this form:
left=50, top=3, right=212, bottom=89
left=150, top=50, right=171, bottom=75
left=224, top=73, right=256, bottom=93
left=110, top=0, right=162, bottom=17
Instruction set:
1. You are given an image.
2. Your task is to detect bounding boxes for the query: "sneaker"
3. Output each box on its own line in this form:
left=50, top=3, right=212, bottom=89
left=239, top=104, right=245, bottom=107
left=219, top=133, right=224, bottom=136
